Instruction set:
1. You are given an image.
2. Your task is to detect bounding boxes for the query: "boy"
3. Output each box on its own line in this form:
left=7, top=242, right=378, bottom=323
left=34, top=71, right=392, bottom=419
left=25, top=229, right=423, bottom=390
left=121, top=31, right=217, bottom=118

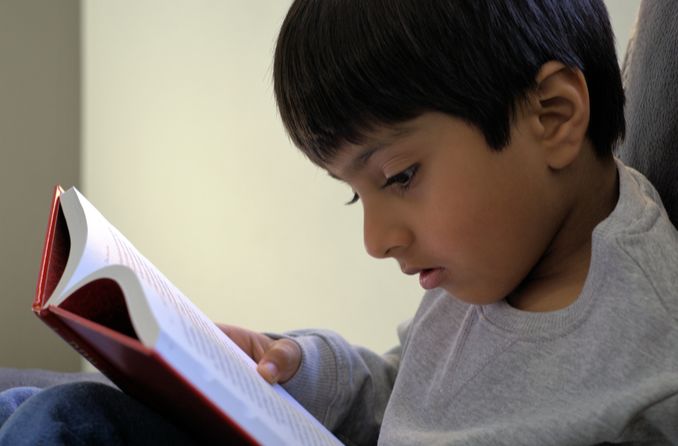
left=1, top=0, right=676, bottom=445
left=225, top=0, right=678, bottom=444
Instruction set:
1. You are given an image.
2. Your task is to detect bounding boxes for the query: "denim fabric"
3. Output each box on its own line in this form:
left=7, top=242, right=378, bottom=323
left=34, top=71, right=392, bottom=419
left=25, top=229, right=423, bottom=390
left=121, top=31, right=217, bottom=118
left=0, top=382, right=196, bottom=445
left=0, top=387, right=41, bottom=426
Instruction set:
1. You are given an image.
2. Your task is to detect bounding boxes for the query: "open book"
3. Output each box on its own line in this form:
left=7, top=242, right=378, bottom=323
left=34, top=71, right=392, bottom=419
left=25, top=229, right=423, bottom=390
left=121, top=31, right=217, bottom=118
left=33, top=186, right=343, bottom=445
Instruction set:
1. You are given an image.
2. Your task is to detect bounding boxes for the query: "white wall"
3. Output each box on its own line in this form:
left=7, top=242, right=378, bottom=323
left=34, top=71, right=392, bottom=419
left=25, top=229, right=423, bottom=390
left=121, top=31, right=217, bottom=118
left=83, top=1, right=641, bottom=365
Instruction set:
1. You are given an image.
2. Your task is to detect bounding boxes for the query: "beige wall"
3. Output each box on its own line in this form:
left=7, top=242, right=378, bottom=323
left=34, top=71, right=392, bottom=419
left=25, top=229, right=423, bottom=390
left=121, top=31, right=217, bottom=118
left=0, top=0, right=81, bottom=370
left=605, top=0, right=643, bottom=62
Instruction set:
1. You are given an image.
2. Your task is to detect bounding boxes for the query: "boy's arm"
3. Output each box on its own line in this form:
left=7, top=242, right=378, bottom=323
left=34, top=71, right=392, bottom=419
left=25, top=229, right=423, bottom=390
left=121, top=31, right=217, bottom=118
left=219, top=323, right=408, bottom=445
left=630, top=392, right=678, bottom=443
left=279, top=329, right=401, bottom=445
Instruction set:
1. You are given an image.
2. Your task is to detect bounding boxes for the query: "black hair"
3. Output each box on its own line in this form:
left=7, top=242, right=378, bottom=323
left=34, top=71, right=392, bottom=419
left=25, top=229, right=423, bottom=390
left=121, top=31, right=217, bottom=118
left=273, top=0, right=625, bottom=164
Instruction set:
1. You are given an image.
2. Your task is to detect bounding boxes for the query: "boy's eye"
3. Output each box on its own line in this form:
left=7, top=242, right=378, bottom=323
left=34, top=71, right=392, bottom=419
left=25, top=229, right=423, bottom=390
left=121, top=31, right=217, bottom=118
left=345, top=192, right=360, bottom=206
left=343, top=163, right=419, bottom=205
left=382, top=164, right=419, bottom=190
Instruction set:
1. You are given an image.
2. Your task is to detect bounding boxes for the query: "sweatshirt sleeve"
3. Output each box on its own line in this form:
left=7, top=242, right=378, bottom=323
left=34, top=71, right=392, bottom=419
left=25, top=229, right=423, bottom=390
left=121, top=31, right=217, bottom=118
left=280, top=322, right=410, bottom=446
left=626, top=391, right=678, bottom=443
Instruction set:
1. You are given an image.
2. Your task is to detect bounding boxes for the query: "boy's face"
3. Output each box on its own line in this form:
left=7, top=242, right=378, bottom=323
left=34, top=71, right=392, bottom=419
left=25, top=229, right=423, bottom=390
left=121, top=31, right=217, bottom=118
left=326, top=111, right=567, bottom=305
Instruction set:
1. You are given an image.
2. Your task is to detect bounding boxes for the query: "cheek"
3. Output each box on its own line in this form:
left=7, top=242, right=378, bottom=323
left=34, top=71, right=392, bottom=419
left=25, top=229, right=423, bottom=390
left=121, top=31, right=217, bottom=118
left=421, top=185, right=495, bottom=266
left=424, top=177, right=554, bottom=301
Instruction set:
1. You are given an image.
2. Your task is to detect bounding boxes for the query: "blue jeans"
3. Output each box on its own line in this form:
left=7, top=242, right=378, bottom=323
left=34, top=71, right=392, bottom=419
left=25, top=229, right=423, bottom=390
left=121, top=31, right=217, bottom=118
left=0, top=382, right=196, bottom=445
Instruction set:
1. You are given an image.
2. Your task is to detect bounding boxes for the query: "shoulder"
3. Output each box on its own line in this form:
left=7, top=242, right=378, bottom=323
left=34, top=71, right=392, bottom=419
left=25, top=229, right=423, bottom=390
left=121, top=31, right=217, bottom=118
left=594, top=161, right=678, bottom=321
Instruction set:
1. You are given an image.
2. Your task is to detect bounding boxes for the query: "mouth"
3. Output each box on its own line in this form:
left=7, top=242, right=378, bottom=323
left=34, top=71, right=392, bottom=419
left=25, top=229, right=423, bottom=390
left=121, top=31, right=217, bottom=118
left=402, top=266, right=445, bottom=290
left=418, top=268, right=445, bottom=290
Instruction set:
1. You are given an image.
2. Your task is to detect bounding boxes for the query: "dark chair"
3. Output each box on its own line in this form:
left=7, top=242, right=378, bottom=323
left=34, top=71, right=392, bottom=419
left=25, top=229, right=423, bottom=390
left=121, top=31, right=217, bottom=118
left=617, top=0, right=678, bottom=227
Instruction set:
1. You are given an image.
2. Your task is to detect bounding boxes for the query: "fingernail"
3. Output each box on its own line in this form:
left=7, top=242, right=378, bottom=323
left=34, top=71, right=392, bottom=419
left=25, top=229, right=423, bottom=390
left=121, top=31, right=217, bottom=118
left=261, top=362, right=278, bottom=383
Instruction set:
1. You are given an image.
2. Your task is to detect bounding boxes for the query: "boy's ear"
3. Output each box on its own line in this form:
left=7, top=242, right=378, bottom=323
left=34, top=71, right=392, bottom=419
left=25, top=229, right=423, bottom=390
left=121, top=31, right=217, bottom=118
left=531, top=61, right=590, bottom=170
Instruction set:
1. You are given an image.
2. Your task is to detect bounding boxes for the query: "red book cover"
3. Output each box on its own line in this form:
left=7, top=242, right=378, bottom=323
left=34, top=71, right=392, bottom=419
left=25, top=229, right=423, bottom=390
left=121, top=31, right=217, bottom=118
left=32, top=186, right=257, bottom=445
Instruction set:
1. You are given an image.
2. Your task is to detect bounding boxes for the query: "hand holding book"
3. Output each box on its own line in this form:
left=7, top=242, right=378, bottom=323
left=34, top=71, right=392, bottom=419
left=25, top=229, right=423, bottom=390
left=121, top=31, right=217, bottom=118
left=217, top=324, right=302, bottom=385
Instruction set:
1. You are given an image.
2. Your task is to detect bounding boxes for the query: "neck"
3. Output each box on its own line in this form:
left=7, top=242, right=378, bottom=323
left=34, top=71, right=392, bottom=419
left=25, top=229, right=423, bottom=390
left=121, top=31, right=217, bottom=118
left=508, top=149, right=619, bottom=312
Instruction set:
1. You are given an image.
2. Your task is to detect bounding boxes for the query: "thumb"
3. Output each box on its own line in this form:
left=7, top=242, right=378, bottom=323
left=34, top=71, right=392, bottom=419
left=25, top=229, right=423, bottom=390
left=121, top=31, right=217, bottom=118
left=257, top=338, right=301, bottom=384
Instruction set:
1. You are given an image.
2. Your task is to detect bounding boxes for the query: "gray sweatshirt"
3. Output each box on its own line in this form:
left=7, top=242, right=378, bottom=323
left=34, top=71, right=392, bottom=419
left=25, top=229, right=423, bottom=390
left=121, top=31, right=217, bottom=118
left=283, top=161, right=678, bottom=446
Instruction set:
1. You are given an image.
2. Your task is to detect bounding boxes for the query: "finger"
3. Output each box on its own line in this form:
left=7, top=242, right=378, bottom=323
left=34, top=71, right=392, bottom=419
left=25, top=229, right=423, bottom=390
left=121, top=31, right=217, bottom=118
left=217, top=324, right=251, bottom=352
left=257, top=339, right=301, bottom=384
left=247, top=332, right=275, bottom=363
left=217, top=324, right=273, bottom=362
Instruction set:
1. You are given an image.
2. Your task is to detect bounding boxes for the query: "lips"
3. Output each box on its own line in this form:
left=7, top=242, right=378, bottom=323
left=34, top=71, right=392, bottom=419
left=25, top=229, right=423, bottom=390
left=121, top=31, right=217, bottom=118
left=400, top=264, right=445, bottom=290
left=418, top=267, right=444, bottom=290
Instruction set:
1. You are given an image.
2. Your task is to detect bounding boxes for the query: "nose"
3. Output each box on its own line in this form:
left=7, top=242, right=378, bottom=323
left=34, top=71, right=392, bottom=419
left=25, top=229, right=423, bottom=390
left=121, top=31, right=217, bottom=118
left=363, top=201, right=413, bottom=259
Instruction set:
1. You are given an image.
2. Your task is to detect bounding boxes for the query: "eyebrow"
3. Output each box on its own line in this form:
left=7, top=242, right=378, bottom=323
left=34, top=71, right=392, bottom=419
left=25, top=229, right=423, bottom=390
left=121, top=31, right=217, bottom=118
left=327, top=144, right=386, bottom=182
left=328, top=125, right=414, bottom=181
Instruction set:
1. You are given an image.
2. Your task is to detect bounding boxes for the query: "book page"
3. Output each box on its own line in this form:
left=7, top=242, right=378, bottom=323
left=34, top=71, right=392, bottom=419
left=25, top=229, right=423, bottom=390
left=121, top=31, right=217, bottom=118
left=48, top=188, right=166, bottom=342
left=45, top=189, right=116, bottom=307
